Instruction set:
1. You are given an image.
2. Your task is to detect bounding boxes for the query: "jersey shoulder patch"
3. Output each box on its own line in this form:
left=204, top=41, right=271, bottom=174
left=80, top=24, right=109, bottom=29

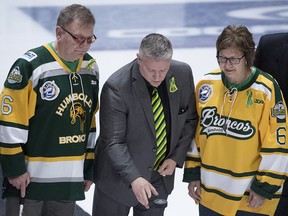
left=20, top=51, right=38, bottom=62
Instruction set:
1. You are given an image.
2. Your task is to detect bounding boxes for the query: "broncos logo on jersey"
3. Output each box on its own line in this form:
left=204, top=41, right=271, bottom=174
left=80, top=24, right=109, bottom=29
left=70, top=102, right=86, bottom=132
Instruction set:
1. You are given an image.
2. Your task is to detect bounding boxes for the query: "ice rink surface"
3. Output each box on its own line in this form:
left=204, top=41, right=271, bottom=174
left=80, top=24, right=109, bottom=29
left=1, top=0, right=287, bottom=215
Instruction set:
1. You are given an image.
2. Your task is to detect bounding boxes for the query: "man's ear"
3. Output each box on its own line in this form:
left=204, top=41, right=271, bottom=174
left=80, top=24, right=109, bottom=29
left=136, top=54, right=141, bottom=64
left=56, top=26, right=62, bottom=39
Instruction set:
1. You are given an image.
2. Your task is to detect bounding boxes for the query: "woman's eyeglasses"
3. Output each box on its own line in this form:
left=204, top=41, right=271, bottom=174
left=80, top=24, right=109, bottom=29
left=216, top=54, right=245, bottom=64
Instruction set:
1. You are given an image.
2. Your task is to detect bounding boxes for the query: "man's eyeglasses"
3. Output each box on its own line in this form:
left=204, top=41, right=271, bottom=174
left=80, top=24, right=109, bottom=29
left=216, top=54, right=245, bottom=64
left=59, top=25, right=97, bottom=44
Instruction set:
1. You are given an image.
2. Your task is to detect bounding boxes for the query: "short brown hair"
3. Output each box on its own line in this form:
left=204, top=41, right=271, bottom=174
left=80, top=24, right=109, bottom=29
left=57, top=4, right=95, bottom=28
left=216, top=25, right=255, bottom=69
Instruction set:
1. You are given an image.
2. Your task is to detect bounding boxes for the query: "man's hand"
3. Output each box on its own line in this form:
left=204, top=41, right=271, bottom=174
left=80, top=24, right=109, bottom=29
left=157, top=159, right=176, bottom=176
left=8, top=172, right=30, bottom=198
left=131, top=177, right=159, bottom=209
left=188, top=180, right=201, bottom=204
left=247, top=191, right=265, bottom=208
left=84, top=180, right=94, bottom=192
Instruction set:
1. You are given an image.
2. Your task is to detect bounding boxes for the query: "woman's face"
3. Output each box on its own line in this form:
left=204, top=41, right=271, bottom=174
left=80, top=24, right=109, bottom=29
left=217, top=48, right=248, bottom=84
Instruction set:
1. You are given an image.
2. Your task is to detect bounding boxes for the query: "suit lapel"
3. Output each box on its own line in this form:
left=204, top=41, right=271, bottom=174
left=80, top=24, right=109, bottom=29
left=132, top=62, right=155, bottom=134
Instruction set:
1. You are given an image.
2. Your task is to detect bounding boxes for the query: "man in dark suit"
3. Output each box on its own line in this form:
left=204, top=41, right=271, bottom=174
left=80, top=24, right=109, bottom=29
left=254, top=32, right=288, bottom=216
left=254, top=33, right=288, bottom=103
left=92, top=33, right=198, bottom=216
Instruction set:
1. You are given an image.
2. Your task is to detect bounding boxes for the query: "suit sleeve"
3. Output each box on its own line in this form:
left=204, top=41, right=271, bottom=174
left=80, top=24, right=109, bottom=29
left=99, top=81, right=142, bottom=185
left=168, top=63, right=198, bottom=167
left=183, top=79, right=202, bottom=182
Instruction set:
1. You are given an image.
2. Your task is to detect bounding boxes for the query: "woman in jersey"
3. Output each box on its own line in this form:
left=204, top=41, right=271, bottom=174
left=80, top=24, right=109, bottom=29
left=183, top=25, right=288, bottom=216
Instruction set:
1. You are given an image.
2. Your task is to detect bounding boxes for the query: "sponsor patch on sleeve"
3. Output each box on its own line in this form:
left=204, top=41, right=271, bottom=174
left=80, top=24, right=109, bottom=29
left=271, top=101, right=286, bottom=121
left=21, top=51, right=37, bottom=62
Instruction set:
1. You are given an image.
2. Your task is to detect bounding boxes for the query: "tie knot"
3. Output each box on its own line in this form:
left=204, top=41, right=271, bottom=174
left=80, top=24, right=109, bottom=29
left=152, top=87, right=159, bottom=98
left=152, top=88, right=160, bottom=105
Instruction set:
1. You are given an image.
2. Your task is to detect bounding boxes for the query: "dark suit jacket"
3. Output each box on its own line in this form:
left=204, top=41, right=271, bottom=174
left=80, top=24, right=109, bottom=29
left=254, top=32, right=288, bottom=216
left=254, top=32, right=288, bottom=103
left=95, top=59, right=198, bottom=206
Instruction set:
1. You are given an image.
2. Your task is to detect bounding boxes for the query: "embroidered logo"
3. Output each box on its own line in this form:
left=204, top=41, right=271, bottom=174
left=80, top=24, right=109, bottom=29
left=200, top=106, right=255, bottom=139
left=21, top=51, right=37, bottom=62
left=272, top=101, right=286, bottom=120
left=7, top=66, right=23, bottom=84
left=70, top=102, right=86, bottom=132
left=55, top=93, right=93, bottom=117
left=40, top=81, right=60, bottom=101
left=199, top=84, right=212, bottom=103
left=169, top=76, right=178, bottom=93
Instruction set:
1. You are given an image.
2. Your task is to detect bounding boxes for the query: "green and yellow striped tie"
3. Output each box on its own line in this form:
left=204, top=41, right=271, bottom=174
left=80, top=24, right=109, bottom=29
left=152, top=88, right=167, bottom=170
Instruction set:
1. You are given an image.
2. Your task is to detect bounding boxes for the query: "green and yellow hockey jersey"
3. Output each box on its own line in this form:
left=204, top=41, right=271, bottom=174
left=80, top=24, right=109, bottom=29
left=183, top=67, right=288, bottom=216
left=0, top=44, right=99, bottom=201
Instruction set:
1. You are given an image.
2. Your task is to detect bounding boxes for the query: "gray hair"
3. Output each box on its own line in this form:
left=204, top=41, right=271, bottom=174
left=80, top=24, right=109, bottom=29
left=57, top=4, right=95, bottom=28
left=138, top=33, right=173, bottom=61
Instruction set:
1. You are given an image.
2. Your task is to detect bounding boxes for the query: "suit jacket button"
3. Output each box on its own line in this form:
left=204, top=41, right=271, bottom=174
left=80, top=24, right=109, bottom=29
left=152, top=148, right=157, bottom=152
left=148, top=167, right=153, bottom=172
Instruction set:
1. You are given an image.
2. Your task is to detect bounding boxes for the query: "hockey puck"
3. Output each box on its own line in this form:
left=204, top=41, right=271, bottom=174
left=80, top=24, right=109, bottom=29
left=153, top=199, right=168, bottom=208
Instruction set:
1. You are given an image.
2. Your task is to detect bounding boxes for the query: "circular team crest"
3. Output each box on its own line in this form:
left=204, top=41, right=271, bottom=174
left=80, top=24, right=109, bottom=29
left=40, top=80, right=60, bottom=101
left=199, top=84, right=212, bottom=103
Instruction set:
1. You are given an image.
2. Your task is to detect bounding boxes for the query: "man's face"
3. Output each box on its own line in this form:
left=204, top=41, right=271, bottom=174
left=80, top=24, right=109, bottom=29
left=137, top=54, right=171, bottom=87
left=57, top=20, right=95, bottom=62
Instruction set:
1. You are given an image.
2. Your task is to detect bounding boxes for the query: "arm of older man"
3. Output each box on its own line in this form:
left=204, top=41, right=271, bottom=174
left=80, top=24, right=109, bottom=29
left=8, top=171, right=30, bottom=198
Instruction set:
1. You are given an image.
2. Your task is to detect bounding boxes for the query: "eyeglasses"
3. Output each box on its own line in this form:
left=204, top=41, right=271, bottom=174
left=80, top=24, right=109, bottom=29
left=216, top=54, right=245, bottom=64
left=59, top=25, right=97, bottom=44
